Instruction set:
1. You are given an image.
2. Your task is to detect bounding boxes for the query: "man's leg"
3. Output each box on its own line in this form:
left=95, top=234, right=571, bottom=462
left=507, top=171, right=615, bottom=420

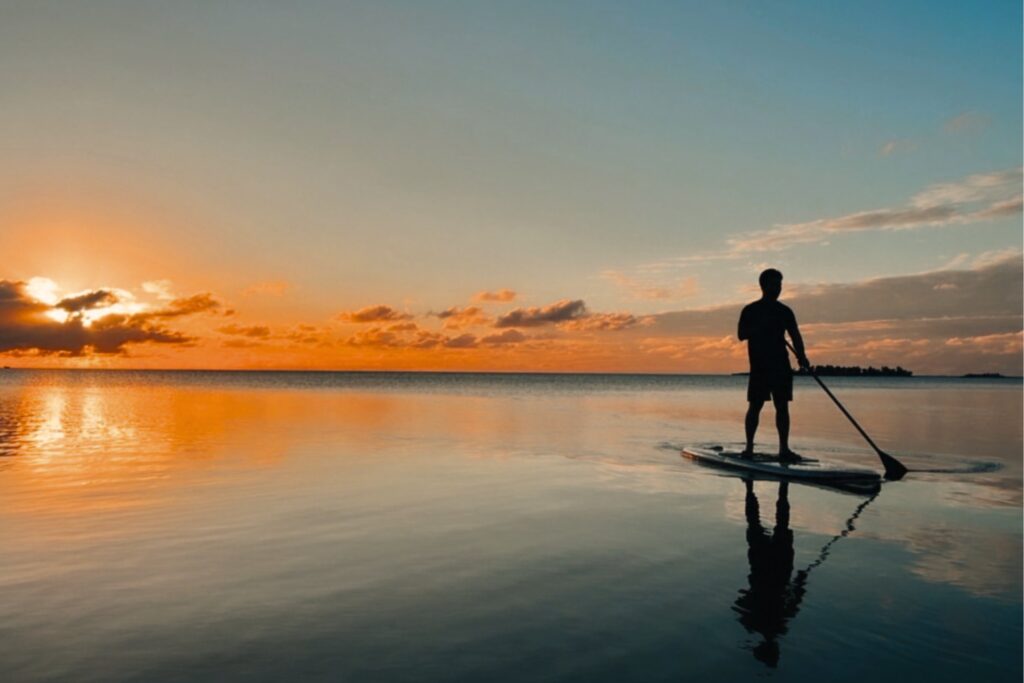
left=745, top=399, right=765, bottom=454
left=773, top=396, right=790, bottom=455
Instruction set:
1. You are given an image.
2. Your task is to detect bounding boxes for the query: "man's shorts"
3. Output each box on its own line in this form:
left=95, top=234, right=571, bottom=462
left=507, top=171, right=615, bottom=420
left=747, top=366, right=793, bottom=403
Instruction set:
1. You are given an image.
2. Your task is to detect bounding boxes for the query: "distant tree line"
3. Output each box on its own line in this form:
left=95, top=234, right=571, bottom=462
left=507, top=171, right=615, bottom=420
left=795, top=364, right=913, bottom=377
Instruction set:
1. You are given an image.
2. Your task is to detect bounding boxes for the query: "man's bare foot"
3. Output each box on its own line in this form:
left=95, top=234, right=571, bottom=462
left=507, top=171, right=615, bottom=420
left=739, top=447, right=755, bottom=460
left=778, top=449, right=803, bottom=463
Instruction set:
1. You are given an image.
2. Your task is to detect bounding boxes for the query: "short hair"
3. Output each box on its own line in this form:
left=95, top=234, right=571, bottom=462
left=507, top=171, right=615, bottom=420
left=758, top=268, right=783, bottom=289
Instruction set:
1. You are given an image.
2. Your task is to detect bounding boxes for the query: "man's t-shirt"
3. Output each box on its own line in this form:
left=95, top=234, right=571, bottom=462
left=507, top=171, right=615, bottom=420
left=738, top=300, right=795, bottom=373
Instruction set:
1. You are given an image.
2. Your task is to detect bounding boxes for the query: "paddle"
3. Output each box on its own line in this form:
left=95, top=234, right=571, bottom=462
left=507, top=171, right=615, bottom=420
left=786, top=341, right=908, bottom=480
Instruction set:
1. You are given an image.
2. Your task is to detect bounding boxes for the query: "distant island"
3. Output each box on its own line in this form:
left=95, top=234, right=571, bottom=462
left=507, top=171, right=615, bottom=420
left=794, top=364, right=913, bottom=377
left=962, top=372, right=1005, bottom=378
left=731, top=364, right=913, bottom=377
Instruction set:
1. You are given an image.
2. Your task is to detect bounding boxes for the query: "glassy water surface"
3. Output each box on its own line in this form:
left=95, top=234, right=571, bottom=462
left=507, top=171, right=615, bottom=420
left=0, top=370, right=1020, bottom=682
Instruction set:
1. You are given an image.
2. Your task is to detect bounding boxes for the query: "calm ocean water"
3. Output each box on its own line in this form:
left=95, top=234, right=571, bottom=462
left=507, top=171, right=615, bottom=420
left=0, top=370, right=1020, bottom=682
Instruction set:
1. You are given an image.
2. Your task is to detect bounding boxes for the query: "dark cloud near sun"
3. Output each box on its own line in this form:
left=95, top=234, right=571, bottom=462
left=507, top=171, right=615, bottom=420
left=0, top=281, right=228, bottom=356
left=57, top=289, right=118, bottom=313
left=0, top=281, right=190, bottom=356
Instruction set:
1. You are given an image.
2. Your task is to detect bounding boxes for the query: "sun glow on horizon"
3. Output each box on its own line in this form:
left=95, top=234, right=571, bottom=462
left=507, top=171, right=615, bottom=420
left=26, top=277, right=151, bottom=325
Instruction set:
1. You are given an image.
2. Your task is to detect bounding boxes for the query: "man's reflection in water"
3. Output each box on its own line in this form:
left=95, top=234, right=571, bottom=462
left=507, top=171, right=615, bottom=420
left=733, top=479, right=808, bottom=668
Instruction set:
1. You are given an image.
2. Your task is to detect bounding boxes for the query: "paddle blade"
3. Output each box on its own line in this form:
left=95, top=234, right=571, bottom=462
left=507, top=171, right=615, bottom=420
left=880, top=451, right=908, bottom=481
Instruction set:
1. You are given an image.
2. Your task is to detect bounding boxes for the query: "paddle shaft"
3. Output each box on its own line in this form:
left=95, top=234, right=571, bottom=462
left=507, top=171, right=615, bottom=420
left=785, top=340, right=906, bottom=479
left=803, top=364, right=884, bottom=454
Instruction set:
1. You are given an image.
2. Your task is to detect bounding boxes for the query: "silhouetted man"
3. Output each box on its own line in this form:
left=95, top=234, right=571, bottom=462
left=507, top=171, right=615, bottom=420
left=737, top=269, right=809, bottom=461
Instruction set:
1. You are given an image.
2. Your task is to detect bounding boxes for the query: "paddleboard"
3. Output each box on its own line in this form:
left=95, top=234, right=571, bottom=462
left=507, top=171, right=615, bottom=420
left=682, top=445, right=881, bottom=485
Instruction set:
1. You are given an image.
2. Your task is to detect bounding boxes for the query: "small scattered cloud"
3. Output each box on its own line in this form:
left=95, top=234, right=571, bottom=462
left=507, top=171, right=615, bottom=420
left=346, top=326, right=404, bottom=348
left=431, top=305, right=492, bottom=329
left=562, top=312, right=649, bottom=332
left=277, top=324, right=331, bottom=346
left=879, top=139, right=915, bottom=157
left=343, top=321, right=482, bottom=350
left=217, top=323, right=272, bottom=338
left=473, top=289, right=517, bottom=303
left=221, top=338, right=265, bottom=349
left=479, top=329, right=528, bottom=346
left=945, top=331, right=1022, bottom=355
left=444, top=333, right=478, bottom=349
left=337, top=304, right=412, bottom=323
left=944, top=111, right=988, bottom=134
left=148, top=293, right=225, bottom=318
left=494, top=299, right=587, bottom=328
left=141, top=280, right=175, bottom=301
left=603, top=271, right=700, bottom=300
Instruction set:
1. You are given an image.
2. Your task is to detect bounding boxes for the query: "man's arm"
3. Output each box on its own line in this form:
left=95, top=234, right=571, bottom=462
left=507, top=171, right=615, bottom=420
left=786, top=311, right=810, bottom=368
left=738, top=306, right=753, bottom=341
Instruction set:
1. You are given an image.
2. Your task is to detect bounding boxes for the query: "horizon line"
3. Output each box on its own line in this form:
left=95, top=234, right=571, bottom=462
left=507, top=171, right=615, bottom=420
left=0, top=367, right=1019, bottom=379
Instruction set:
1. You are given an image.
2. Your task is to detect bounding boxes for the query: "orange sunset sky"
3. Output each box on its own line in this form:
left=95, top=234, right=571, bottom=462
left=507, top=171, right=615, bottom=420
left=1, top=4, right=1021, bottom=374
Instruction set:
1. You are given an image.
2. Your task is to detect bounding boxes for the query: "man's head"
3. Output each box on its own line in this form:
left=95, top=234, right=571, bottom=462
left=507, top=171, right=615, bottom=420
left=758, top=268, right=783, bottom=301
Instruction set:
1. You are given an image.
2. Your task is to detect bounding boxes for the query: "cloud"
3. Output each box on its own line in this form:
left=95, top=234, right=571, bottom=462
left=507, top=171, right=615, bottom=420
left=647, top=168, right=1022, bottom=260
left=909, top=168, right=1021, bottom=208
left=217, top=323, right=272, bottom=338
left=944, top=111, right=988, bottom=134
left=495, top=299, right=588, bottom=328
left=945, top=331, right=1022, bottom=355
left=969, top=247, right=1024, bottom=270
left=344, top=322, right=478, bottom=350
left=431, top=305, right=492, bottom=329
left=444, top=333, right=478, bottom=349
left=970, top=196, right=1024, bottom=221
left=141, top=280, right=175, bottom=301
left=473, top=289, right=517, bottom=302
left=337, top=305, right=412, bottom=323
left=643, top=254, right=1022, bottom=374
left=346, top=326, right=403, bottom=348
left=277, top=324, right=331, bottom=346
left=652, top=252, right=1021, bottom=335
left=562, top=312, right=649, bottom=332
left=0, top=280, right=193, bottom=356
left=385, top=321, right=419, bottom=333
left=146, top=293, right=225, bottom=319
left=221, top=338, right=265, bottom=349
left=603, top=271, right=700, bottom=300
left=479, top=329, right=528, bottom=346
left=57, top=289, right=119, bottom=313
left=879, top=139, right=915, bottom=157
